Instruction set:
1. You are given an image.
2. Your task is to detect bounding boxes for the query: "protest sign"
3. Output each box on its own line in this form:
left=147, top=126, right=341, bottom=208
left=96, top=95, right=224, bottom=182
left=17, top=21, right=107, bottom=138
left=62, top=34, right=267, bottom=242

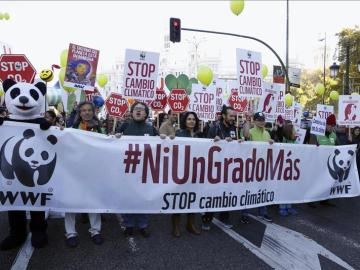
left=189, top=84, right=216, bottom=121
left=122, top=49, right=159, bottom=103
left=338, top=95, right=360, bottom=126
left=258, top=82, right=280, bottom=121
left=310, top=116, right=326, bottom=136
left=64, top=43, right=99, bottom=91
left=236, top=49, right=263, bottom=97
left=316, top=104, right=334, bottom=120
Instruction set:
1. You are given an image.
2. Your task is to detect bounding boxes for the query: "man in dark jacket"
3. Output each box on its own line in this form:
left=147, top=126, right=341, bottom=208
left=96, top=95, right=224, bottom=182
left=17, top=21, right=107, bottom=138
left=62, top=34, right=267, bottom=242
left=202, top=105, right=238, bottom=230
left=116, top=102, right=160, bottom=238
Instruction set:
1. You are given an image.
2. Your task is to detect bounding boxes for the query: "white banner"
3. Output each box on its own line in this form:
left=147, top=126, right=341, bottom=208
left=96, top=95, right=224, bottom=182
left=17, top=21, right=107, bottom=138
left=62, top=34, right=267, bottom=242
left=258, top=82, right=280, bottom=122
left=338, top=95, right=360, bottom=126
left=0, top=122, right=359, bottom=213
left=122, top=49, right=159, bottom=103
left=316, top=104, right=334, bottom=120
left=189, top=84, right=216, bottom=122
left=236, top=49, right=263, bottom=97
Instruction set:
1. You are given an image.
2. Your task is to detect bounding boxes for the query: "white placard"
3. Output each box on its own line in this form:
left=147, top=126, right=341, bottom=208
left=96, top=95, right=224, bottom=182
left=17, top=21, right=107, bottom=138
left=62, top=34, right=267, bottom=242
left=258, top=82, right=280, bottom=122
left=338, top=95, right=360, bottom=126
left=236, top=49, right=263, bottom=97
left=122, top=49, right=159, bottom=103
left=310, top=116, right=326, bottom=136
left=189, top=84, right=216, bottom=122
left=316, top=104, right=334, bottom=120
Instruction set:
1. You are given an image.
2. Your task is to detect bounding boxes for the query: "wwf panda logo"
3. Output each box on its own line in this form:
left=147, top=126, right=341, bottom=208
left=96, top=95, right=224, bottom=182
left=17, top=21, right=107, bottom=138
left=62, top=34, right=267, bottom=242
left=0, top=129, right=57, bottom=187
left=327, top=149, right=354, bottom=183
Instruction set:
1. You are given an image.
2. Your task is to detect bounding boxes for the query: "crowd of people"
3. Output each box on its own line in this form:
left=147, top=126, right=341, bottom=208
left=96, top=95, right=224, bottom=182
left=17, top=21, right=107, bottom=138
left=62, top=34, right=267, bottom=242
left=1, top=99, right=360, bottom=250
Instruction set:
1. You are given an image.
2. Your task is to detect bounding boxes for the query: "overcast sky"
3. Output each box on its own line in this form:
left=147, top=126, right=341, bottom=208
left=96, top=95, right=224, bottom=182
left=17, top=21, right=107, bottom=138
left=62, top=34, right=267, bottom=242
left=0, top=1, right=359, bottom=75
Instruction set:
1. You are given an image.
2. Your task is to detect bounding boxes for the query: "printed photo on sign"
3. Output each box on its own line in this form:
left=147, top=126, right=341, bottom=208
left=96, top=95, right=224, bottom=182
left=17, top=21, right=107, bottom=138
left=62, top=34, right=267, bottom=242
left=64, top=43, right=99, bottom=91
left=273, top=65, right=285, bottom=84
left=316, top=104, right=334, bottom=120
left=310, top=116, right=326, bottom=136
left=338, top=95, right=360, bottom=126
left=236, top=49, right=263, bottom=98
left=189, top=84, right=216, bottom=122
left=122, top=49, right=159, bottom=103
left=258, top=82, right=280, bottom=121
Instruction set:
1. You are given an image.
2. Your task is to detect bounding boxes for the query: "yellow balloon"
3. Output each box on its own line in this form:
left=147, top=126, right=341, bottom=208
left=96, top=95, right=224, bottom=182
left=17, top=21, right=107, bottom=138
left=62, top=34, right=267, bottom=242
left=97, top=74, right=108, bottom=88
left=351, top=92, right=359, bottom=96
left=315, top=83, right=325, bottom=96
left=329, top=90, right=339, bottom=101
left=3, top=13, right=10, bottom=20
left=60, top=49, right=68, bottom=67
left=261, top=65, right=268, bottom=78
left=0, top=13, right=3, bottom=20
left=230, top=0, right=245, bottom=16
left=0, top=89, right=4, bottom=97
left=285, top=94, right=293, bottom=107
left=197, top=65, right=213, bottom=86
left=59, top=67, right=65, bottom=85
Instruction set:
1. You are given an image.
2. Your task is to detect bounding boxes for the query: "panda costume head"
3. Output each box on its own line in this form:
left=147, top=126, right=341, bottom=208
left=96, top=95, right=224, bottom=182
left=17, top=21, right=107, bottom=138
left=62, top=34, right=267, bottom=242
left=0, top=129, right=57, bottom=187
left=3, top=79, right=46, bottom=120
left=327, top=149, right=354, bottom=183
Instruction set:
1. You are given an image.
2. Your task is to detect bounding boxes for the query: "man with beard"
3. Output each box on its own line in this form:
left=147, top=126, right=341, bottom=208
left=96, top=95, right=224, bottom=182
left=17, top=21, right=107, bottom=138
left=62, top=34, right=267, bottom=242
left=115, top=102, right=164, bottom=238
left=202, top=105, right=238, bottom=230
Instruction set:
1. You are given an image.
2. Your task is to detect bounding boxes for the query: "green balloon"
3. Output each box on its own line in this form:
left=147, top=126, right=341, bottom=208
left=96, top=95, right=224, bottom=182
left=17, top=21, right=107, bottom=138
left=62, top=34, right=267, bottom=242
left=186, top=78, right=198, bottom=95
left=177, top=74, right=189, bottom=89
left=165, top=74, right=177, bottom=91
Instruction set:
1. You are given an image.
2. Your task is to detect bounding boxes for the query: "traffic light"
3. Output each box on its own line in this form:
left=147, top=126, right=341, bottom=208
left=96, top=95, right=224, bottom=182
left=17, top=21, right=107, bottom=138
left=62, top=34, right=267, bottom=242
left=170, top=18, right=181, bottom=43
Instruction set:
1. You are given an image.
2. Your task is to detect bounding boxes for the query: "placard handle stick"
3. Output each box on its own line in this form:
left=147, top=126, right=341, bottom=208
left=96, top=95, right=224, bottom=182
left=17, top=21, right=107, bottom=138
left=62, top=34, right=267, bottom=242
left=112, top=118, right=117, bottom=134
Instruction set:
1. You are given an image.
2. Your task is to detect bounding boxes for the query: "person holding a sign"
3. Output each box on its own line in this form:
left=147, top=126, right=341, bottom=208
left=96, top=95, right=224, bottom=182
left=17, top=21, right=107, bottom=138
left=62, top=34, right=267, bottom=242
left=64, top=101, right=104, bottom=248
left=171, top=112, right=202, bottom=237
left=202, top=105, right=238, bottom=230
left=159, top=110, right=178, bottom=136
left=243, top=112, right=274, bottom=222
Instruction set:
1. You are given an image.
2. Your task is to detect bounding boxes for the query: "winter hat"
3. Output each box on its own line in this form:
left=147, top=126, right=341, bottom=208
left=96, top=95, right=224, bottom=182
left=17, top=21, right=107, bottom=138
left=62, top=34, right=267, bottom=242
left=326, top=114, right=336, bottom=126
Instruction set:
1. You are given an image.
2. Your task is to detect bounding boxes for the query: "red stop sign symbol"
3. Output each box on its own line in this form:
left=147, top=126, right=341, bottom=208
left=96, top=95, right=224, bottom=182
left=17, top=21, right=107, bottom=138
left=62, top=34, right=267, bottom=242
left=228, top=90, right=248, bottom=113
left=105, top=93, right=129, bottom=118
left=0, top=54, right=37, bottom=83
left=167, top=89, right=189, bottom=113
left=151, top=88, right=168, bottom=111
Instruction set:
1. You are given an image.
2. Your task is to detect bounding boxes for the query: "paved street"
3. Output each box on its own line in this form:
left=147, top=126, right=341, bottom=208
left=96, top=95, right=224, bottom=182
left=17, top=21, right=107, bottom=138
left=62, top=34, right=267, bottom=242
left=1, top=197, right=359, bottom=270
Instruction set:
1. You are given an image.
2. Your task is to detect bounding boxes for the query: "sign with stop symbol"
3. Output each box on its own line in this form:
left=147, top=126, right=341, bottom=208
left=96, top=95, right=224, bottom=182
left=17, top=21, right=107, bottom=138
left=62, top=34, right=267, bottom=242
left=0, top=54, right=37, bottom=83
left=167, top=89, right=189, bottom=113
left=105, top=93, right=129, bottom=118
left=151, top=88, right=167, bottom=111
left=84, top=87, right=101, bottom=102
left=228, top=90, right=248, bottom=113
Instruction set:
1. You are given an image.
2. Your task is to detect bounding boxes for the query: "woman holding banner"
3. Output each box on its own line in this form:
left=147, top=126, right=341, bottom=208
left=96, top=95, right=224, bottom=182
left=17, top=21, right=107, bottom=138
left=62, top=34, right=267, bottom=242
left=171, top=112, right=202, bottom=237
left=64, top=101, right=104, bottom=248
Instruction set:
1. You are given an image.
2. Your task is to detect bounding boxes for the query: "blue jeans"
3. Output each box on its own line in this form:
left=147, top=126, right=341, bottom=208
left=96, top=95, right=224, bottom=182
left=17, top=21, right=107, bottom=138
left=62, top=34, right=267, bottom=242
left=279, top=204, right=292, bottom=210
left=122, top=214, right=149, bottom=229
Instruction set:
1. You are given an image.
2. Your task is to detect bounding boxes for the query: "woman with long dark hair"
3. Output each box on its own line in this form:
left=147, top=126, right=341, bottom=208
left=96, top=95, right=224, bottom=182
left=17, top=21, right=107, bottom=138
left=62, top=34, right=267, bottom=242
left=171, top=111, right=201, bottom=237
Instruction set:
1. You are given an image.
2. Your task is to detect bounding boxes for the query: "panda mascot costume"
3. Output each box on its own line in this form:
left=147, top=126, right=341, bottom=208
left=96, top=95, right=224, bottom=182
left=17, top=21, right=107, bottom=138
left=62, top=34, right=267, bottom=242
left=0, top=78, right=52, bottom=250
